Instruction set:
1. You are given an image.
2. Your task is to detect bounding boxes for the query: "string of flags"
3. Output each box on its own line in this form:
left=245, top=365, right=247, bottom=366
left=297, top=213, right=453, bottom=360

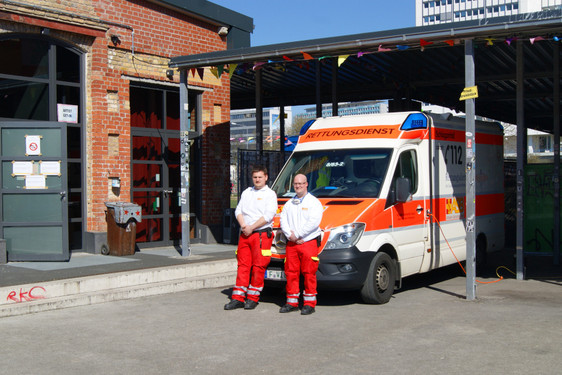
left=190, top=34, right=561, bottom=80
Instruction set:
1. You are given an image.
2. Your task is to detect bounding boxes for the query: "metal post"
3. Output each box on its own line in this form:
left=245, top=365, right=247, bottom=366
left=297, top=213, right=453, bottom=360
left=316, top=60, right=322, bottom=117
left=280, top=105, right=285, bottom=153
left=553, top=42, right=560, bottom=266
left=332, top=58, right=338, bottom=116
left=516, top=41, right=526, bottom=279
left=255, top=69, right=263, bottom=162
left=179, top=69, right=191, bottom=256
left=464, top=39, right=476, bottom=300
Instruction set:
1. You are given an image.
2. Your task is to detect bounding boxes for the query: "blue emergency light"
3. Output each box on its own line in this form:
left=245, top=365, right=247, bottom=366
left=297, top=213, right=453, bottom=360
left=401, top=113, right=428, bottom=130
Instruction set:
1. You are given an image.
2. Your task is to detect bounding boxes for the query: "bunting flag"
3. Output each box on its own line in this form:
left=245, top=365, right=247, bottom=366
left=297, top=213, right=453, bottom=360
left=338, top=55, right=350, bottom=67
left=505, top=37, right=517, bottom=46
left=378, top=45, right=391, bottom=52
left=530, top=36, right=545, bottom=44
left=253, top=62, right=266, bottom=70
left=228, top=63, right=238, bottom=78
left=217, top=65, right=225, bottom=77
left=197, top=68, right=204, bottom=80
left=190, top=68, right=196, bottom=77
left=210, top=66, right=219, bottom=78
left=396, top=45, right=409, bottom=50
left=554, top=36, right=560, bottom=42
left=357, top=51, right=365, bottom=58
left=485, top=38, right=494, bottom=46
left=420, top=39, right=433, bottom=51
left=444, top=40, right=455, bottom=46
left=283, top=55, right=294, bottom=61
left=301, top=51, right=314, bottom=60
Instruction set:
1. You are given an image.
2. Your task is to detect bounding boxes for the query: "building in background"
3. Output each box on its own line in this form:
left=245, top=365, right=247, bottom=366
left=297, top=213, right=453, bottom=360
left=296, top=100, right=389, bottom=121
left=416, top=0, right=561, bottom=26
left=0, top=0, right=252, bottom=260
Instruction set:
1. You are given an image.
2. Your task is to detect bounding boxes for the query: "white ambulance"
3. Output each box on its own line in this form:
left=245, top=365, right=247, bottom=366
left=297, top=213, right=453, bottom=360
left=266, top=111, right=504, bottom=304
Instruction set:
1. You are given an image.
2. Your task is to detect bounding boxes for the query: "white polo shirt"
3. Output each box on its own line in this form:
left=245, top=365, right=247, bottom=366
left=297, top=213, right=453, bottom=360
left=280, top=193, right=323, bottom=242
left=235, top=185, right=278, bottom=230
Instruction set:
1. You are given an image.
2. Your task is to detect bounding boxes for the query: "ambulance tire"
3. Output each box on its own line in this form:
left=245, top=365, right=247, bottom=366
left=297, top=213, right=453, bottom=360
left=361, top=252, right=396, bottom=304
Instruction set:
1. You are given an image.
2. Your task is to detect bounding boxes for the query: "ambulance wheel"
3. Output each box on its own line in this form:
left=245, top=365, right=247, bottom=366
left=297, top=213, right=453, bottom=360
left=361, top=252, right=396, bottom=304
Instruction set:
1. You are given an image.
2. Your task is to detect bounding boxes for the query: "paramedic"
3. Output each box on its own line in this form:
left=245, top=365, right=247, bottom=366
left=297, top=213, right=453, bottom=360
left=224, top=165, right=278, bottom=310
left=279, top=174, right=323, bottom=315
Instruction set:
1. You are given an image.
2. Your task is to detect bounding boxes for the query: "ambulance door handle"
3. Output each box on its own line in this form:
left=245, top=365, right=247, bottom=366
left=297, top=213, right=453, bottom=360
left=416, top=205, right=423, bottom=214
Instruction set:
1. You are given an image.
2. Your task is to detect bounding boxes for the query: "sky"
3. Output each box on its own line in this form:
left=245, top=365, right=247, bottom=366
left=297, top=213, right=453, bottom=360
left=210, top=0, right=416, bottom=46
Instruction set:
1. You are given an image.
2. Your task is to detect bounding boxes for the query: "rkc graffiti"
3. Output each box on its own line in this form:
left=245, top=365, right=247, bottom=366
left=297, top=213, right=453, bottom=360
left=6, top=286, right=46, bottom=303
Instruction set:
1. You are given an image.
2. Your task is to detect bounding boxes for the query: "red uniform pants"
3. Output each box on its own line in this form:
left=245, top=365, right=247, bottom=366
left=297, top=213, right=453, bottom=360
left=232, top=231, right=273, bottom=303
left=284, top=239, right=319, bottom=308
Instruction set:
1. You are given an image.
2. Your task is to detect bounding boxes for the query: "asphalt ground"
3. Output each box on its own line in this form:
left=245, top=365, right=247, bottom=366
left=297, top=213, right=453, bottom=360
left=0, top=257, right=560, bottom=375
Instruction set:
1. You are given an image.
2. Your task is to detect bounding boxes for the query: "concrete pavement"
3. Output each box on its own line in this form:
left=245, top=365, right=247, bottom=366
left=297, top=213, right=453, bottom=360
left=0, top=244, right=237, bottom=317
left=0, top=264, right=560, bottom=374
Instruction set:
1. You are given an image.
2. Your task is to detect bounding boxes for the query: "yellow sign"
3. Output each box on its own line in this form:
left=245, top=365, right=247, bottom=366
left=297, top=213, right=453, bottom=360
left=459, top=86, right=478, bottom=101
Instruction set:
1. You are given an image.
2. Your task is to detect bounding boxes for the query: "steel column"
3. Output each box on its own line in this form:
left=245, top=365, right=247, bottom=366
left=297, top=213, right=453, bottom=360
left=255, top=69, right=263, bottom=162
left=179, top=69, right=191, bottom=256
left=516, top=41, right=526, bottom=279
left=332, top=58, right=338, bottom=116
left=554, top=42, right=560, bottom=266
left=316, top=60, right=322, bottom=117
left=464, top=39, right=476, bottom=300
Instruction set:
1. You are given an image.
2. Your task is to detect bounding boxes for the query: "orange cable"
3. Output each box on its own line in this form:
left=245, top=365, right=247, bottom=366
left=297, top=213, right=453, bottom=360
left=427, top=213, right=504, bottom=284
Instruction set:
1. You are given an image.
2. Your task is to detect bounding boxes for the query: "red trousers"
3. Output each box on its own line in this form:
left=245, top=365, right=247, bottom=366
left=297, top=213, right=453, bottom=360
left=232, top=232, right=273, bottom=303
left=284, top=239, right=319, bottom=308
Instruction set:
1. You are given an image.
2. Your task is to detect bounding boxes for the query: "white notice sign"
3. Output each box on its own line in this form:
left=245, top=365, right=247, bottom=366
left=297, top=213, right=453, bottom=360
left=40, top=161, right=61, bottom=176
left=25, top=135, right=41, bottom=156
left=57, top=104, right=78, bottom=123
left=12, top=161, right=34, bottom=175
left=25, top=174, right=46, bottom=189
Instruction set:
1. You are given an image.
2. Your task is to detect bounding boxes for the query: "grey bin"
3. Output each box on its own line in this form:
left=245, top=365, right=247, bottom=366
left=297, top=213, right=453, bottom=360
left=104, top=202, right=142, bottom=256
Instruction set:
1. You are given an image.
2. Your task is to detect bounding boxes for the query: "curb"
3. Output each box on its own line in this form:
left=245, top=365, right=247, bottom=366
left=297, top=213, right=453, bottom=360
left=0, top=258, right=237, bottom=318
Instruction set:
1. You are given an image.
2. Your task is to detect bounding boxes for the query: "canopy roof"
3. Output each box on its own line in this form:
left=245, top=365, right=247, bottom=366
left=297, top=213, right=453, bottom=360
left=170, top=10, right=562, bottom=132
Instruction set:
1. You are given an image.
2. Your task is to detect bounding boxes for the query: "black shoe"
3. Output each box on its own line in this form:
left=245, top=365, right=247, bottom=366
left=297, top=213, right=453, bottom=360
left=224, top=299, right=244, bottom=310
left=279, top=304, right=299, bottom=313
left=244, top=300, right=258, bottom=310
left=301, top=305, right=315, bottom=315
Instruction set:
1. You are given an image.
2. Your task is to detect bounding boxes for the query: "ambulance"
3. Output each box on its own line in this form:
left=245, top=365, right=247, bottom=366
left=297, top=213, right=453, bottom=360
left=265, top=111, right=504, bottom=304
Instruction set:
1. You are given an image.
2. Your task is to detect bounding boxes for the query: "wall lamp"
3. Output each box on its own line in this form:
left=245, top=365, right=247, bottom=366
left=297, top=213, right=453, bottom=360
left=218, top=26, right=229, bottom=36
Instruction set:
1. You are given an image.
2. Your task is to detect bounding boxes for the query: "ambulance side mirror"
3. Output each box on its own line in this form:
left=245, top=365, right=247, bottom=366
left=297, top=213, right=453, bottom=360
left=395, top=177, right=411, bottom=203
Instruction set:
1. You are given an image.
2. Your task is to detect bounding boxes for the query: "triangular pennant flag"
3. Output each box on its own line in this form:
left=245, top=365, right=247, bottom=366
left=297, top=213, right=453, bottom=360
left=378, top=45, right=391, bottom=52
left=396, top=45, right=409, bottom=50
left=444, top=40, right=455, bottom=46
left=197, top=68, right=204, bottom=80
left=554, top=36, right=560, bottom=42
left=283, top=55, right=294, bottom=62
left=318, top=56, right=329, bottom=60
left=485, top=38, right=494, bottom=46
left=253, top=62, right=265, bottom=70
left=190, top=68, right=196, bottom=77
left=210, top=67, right=219, bottom=79
left=357, top=51, right=364, bottom=58
left=338, top=55, right=350, bottom=67
left=301, top=51, right=314, bottom=60
left=217, top=65, right=225, bottom=77
left=505, top=37, right=517, bottom=46
left=530, top=36, right=545, bottom=44
left=228, top=63, right=238, bottom=78
left=420, top=39, right=433, bottom=51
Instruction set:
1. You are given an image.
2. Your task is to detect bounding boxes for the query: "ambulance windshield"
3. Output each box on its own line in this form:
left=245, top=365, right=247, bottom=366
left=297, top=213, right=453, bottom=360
left=272, top=148, right=392, bottom=198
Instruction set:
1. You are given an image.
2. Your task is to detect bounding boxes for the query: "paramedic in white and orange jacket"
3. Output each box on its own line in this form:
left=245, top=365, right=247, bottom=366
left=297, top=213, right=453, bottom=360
left=279, top=174, right=323, bottom=315
left=224, top=165, right=278, bottom=311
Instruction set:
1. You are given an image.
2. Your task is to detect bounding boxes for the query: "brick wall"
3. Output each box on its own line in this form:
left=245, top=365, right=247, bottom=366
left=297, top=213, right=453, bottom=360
left=1, top=0, right=232, bottom=236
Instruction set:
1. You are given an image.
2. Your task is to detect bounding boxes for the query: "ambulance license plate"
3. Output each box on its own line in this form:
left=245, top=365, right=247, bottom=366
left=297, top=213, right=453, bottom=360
left=265, top=269, right=285, bottom=280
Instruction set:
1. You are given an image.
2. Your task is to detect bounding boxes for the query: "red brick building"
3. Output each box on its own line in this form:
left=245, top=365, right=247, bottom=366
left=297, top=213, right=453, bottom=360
left=0, top=0, right=251, bottom=260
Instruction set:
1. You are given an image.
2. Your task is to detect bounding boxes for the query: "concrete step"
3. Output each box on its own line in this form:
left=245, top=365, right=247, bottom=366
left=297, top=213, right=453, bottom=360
left=0, top=258, right=237, bottom=318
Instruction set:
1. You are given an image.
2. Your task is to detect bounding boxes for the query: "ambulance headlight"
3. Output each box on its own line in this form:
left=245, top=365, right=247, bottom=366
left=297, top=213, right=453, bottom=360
left=325, top=223, right=365, bottom=250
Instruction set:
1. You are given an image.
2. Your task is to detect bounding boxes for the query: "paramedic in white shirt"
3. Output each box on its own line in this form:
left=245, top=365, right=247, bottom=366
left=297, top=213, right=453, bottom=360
left=224, top=165, right=278, bottom=310
left=279, top=173, right=323, bottom=315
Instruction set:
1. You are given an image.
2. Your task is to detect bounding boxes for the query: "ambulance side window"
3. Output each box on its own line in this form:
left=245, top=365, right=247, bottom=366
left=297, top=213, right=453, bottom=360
left=387, top=150, right=418, bottom=207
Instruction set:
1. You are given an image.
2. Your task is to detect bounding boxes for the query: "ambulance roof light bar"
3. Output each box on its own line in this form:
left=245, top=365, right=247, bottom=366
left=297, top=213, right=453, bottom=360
left=401, top=113, right=428, bottom=131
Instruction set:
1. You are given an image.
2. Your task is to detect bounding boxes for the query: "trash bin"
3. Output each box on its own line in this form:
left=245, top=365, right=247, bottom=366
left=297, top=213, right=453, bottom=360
left=104, top=202, right=142, bottom=256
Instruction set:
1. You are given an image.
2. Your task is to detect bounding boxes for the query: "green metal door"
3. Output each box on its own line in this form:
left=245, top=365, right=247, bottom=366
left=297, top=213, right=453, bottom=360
left=0, top=122, right=69, bottom=261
